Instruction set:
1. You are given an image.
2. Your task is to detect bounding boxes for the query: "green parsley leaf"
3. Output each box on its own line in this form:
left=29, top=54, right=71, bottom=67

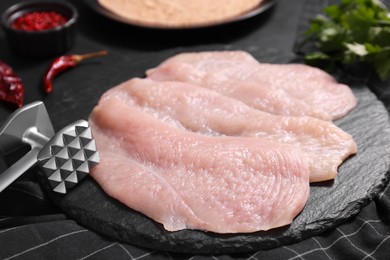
left=300, top=0, right=390, bottom=81
left=304, top=52, right=335, bottom=72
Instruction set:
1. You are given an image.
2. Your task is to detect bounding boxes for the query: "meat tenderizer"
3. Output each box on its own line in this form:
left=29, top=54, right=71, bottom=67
left=0, top=101, right=99, bottom=194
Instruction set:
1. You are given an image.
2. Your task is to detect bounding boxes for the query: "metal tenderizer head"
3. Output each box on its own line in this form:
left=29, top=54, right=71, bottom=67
left=38, top=120, right=99, bottom=194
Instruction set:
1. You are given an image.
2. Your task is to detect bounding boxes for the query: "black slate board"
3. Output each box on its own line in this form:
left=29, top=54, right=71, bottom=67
left=39, top=81, right=390, bottom=254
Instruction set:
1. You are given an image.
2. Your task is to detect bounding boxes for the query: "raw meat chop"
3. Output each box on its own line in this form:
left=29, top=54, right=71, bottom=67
left=103, top=78, right=357, bottom=182
left=89, top=96, right=310, bottom=233
left=146, top=51, right=357, bottom=120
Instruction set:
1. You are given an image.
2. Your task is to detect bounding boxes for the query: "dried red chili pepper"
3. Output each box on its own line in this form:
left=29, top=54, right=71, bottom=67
left=0, top=60, right=24, bottom=107
left=43, top=50, right=108, bottom=93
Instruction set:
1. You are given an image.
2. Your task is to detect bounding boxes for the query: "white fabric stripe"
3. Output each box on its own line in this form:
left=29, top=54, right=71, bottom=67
left=3, top=229, right=88, bottom=260
left=356, top=217, right=381, bottom=223
left=132, top=251, right=156, bottom=260
left=282, top=246, right=305, bottom=260
left=117, top=243, right=134, bottom=259
left=247, top=250, right=262, bottom=260
left=0, top=225, right=23, bottom=235
left=362, top=236, right=390, bottom=260
left=312, top=237, right=332, bottom=260
left=286, top=218, right=384, bottom=260
left=378, top=183, right=390, bottom=200
left=78, top=242, right=117, bottom=260
left=334, top=228, right=371, bottom=257
left=356, top=218, right=386, bottom=236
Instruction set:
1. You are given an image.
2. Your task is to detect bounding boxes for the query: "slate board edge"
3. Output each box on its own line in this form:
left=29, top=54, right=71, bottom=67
left=40, top=165, right=390, bottom=255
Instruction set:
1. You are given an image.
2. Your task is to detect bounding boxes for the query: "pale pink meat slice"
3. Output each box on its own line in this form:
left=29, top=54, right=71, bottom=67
left=89, top=96, right=310, bottom=233
left=104, top=78, right=357, bottom=182
left=146, top=51, right=357, bottom=120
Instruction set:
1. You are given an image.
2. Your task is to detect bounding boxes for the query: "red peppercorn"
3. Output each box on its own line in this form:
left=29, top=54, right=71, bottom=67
left=11, top=11, right=68, bottom=31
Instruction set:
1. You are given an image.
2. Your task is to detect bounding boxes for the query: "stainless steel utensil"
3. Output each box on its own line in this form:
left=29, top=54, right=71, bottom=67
left=0, top=101, right=99, bottom=194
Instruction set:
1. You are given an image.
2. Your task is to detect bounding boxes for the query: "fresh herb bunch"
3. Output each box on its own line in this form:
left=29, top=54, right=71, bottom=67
left=301, top=0, right=390, bottom=80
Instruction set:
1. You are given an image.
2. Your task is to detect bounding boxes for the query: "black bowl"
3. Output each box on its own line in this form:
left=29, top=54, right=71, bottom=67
left=1, top=1, right=78, bottom=57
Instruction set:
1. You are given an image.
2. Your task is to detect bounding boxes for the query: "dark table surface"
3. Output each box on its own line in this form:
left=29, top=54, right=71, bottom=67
left=1, top=0, right=390, bottom=259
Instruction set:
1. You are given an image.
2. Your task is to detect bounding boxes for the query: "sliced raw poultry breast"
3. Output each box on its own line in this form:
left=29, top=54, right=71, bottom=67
left=146, top=51, right=357, bottom=121
left=89, top=96, right=310, bottom=233
left=102, top=78, right=357, bottom=182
